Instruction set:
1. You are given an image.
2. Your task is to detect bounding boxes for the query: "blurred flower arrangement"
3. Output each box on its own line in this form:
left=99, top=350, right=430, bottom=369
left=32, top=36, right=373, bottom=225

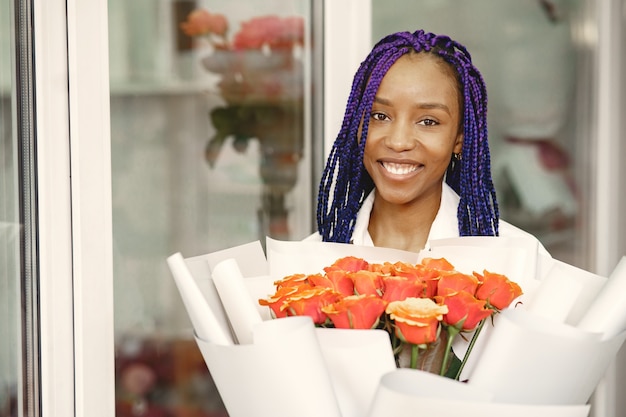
left=180, top=9, right=305, bottom=175
left=259, top=256, right=523, bottom=378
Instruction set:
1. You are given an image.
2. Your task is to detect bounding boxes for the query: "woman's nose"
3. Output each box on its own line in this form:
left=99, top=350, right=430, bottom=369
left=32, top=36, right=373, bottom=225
left=384, top=120, right=416, bottom=152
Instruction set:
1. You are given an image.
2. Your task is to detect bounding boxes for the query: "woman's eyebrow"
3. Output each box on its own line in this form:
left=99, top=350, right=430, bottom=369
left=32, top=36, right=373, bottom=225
left=374, top=96, right=451, bottom=114
left=417, top=102, right=451, bottom=114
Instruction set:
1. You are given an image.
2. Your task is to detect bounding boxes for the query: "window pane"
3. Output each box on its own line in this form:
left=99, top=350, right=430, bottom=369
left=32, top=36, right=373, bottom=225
left=108, top=1, right=314, bottom=415
left=371, top=0, right=590, bottom=268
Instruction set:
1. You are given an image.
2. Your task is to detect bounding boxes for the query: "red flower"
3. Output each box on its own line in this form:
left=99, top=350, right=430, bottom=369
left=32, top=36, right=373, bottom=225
left=474, top=270, right=523, bottom=310
left=232, top=15, right=305, bottom=51
left=321, top=295, right=387, bottom=329
left=386, top=298, right=448, bottom=345
left=436, top=291, right=494, bottom=331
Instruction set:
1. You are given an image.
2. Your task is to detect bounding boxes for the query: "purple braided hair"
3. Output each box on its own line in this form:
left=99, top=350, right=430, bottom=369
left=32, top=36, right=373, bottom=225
left=317, top=30, right=499, bottom=242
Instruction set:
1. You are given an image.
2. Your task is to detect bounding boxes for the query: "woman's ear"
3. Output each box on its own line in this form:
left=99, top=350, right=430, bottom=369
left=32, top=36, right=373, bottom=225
left=453, top=133, right=464, bottom=155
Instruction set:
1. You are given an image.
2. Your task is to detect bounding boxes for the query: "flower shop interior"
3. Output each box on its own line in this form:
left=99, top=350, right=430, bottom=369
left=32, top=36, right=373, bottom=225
left=1, top=0, right=626, bottom=417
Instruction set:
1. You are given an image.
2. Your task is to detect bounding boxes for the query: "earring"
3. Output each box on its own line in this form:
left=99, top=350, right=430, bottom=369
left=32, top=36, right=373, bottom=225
left=453, top=152, right=462, bottom=161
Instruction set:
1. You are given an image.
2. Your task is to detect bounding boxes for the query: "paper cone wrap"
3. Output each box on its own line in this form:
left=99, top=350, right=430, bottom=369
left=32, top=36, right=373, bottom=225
left=467, top=308, right=626, bottom=405
left=195, top=316, right=342, bottom=417
left=367, top=369, right=590, bottom=417
left=316, top=328, right=396, bottom=417
left=577, top=256, right=626, bottom=339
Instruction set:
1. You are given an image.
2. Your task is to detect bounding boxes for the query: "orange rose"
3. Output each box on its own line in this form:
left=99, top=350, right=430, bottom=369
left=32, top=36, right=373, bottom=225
left=308, top=271, right=355, bottom=296
left=421, top=257, right=456, bottom=272
left=259, top=285, right=304, bottom=318
left=325, top=256, right=370, bottom=273
left=367, top=262, right=394, bottom=274
left=437, top=271, right=479, bottom=297
left=436, top=291, right=494, bottom=331
left=381, top=276, right=427, bottom=302
left=321, top=294, right=387, bottom=329
left=349, top=270, right=384, bottom=296
left=391, top=262, right=440, bottom=298
left=274, top=273, right=308, bottom=288
left=281, top=287, right=341, bottom=325
left=474, top=270, right=523, bottom=310
left=386, top=298, right=448, bottom=345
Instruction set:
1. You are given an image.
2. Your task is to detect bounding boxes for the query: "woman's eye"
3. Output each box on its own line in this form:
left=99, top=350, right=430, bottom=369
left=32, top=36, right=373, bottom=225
left=419, top=118, right=438, bottom=126
left=371, top=112, right=389, bottom=121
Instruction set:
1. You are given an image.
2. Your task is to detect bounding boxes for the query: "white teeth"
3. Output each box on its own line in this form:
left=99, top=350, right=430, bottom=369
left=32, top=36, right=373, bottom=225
left=382, top=162, right=418, bottom=175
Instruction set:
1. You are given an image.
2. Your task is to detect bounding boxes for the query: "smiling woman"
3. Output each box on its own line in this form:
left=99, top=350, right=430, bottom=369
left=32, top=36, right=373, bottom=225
left=364, top=53, right=463, bottom=251
left=308, top=29, right=546, bottom=256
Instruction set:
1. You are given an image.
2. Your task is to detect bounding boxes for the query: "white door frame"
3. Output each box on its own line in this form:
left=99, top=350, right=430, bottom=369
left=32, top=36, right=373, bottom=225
left=34, top=0, right=115, bottom=415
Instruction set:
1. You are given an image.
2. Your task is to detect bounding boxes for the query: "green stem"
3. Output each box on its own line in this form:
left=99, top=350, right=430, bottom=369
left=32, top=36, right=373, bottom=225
left=440, top=326, right=460, bottom=376
left=454, top=318, right=486, bottom=380
left=410, top=344, right=419, bottom=369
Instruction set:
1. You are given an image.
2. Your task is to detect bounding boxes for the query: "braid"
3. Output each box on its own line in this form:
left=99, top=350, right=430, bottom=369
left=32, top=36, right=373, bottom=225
left=317, top=30, right=499, bottom=242
left=435, top=40, right=499, bottom=236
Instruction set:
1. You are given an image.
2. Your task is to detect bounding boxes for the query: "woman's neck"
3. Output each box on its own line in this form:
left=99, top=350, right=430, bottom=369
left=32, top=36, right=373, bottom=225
left=367, top=192, right=441, bottom=253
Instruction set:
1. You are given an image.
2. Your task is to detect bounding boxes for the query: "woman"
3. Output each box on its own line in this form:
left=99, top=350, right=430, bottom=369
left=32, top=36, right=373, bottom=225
left=309, top=30, right=543, bottom=253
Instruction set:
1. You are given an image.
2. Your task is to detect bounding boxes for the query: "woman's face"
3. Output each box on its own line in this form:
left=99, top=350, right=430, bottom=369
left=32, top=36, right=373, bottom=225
left=363, top=53, right=463, bottom=206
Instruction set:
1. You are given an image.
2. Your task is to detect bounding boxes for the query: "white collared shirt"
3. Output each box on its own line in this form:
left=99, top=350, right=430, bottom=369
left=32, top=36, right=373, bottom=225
left=348, top=183, right=460, bottom=249
left=306, top=182, right=546, bottom=253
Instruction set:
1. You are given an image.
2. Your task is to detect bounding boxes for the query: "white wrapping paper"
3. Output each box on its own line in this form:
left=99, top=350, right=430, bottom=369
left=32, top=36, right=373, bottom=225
left=266, top=237, right=419, bottom=279
left=211, top=258, right=263, bottom=344
left=316, top=328, right=396, bottom=417
left=367, top=368, right=493, bottom=417
left=195, top=316, right=342, bottom=417
left=526, top=259, right=606, bottom=326
left=367, top=369, right=590, bottom=417
left=166, top=252, right=233, bottom=345
left=467, top=308, right=626, bottom=405
left=182, top=241, right=269, bottom=342
left=428, top=236, right=540, bottom=285
left=577, top=256, right=626, bottom=339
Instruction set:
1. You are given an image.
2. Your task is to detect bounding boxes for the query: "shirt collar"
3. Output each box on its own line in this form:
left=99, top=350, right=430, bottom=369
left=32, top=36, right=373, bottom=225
left=350, top=183, right=460, bottom=249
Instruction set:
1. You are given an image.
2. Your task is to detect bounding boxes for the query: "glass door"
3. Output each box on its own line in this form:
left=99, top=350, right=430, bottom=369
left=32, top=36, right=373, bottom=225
left=1, top=0, right=23, bottom=414
left=107, top=1, right=317, bottom=415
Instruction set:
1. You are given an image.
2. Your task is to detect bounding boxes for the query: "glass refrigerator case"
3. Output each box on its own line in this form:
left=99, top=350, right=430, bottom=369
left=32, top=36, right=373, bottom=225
left=107, top=1, right=316, bottom=415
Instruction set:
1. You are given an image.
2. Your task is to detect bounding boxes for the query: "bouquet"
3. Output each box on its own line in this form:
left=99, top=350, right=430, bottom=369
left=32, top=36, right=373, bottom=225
left=168, top=238, right=626, bottom=417
left=259, top=255, right=523, bottom=379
